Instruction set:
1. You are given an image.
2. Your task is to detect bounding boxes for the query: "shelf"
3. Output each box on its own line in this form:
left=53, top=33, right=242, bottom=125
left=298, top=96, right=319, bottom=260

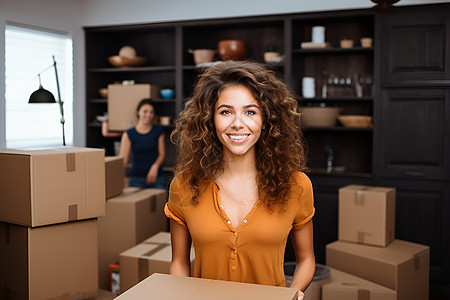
left=303, top=126, right=373, bottom=131
left=293, top=47, right=374, bottom=55
left=152, top=99, right=176, bottom=103
left=88, top=65, right=176, bottom=73
left=183, top=61, right=284, bottom=70
left=88, top=98, right=175, bottom=104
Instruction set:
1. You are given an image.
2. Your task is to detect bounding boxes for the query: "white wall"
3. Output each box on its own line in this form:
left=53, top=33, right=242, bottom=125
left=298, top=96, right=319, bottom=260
left=0, top=0, right=447, bottom=148
left=80, top=0, right=448, bottom=26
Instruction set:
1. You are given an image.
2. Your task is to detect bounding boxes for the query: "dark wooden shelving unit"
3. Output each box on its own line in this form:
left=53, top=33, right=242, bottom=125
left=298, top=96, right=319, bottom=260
left=84, top=4, right=450, bottom=295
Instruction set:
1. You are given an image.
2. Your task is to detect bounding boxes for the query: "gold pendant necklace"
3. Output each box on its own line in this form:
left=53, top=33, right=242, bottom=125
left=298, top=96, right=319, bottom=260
left=217, top=179, right=259, bottom=206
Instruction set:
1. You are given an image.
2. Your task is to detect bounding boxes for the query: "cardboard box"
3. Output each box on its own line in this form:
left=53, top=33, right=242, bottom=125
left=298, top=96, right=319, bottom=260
left=0, top=147, right=105, bottom=227
left=97, top=188, right=167, bottom=290
left=326, top=240, right=429, bottom=300
left=0, top=219, right=98, bottom=300
left=322, top=268, right=397, bottom=300
left=105, top=156, right=124, bottom=199
left=115, top=273, right=298, bottom=300
left=107, top=83, right=161, bottom=131
left=119, top=232, right=195, bottom=293
left=339, top=185, right=396, bottom=247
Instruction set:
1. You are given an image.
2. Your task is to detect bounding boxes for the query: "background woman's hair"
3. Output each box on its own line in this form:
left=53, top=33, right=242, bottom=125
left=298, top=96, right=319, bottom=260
left=171, top=61, right=308, bottom=209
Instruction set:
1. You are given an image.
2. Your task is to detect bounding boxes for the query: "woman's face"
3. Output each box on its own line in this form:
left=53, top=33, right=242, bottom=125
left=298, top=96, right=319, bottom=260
left=214, top=85, right=263, bottom=159
left=137, top=103, right=155, bottom=125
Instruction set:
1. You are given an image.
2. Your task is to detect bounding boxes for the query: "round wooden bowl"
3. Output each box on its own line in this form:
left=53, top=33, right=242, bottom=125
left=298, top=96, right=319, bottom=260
left=338, top=115, right=372, bottom=127
left=218, top=40, right=247, bottom=61
left=300, top=107, right=340, bottom=127
left=108, top=55, right=148, bottom=67
left=98, top=88, right=108, bottom=98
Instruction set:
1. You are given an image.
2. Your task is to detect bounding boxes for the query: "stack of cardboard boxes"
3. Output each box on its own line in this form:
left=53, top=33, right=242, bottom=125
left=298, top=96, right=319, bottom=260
left=323, top=185, right=430, bottom=300
left=119, top=231, right=195, bottom=293
left=99, top=156, right=168, bottom=293
left=0, top=147, right=106, bottom=299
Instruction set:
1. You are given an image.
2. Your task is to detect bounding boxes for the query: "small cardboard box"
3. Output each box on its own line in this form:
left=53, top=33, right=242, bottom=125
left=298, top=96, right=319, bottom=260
left=339, top=185, right=396, bottom=247
left=107, top=83, right=161, bottom=131
left=0, top=147, right=105, bottom=227
left=119, top=232, right=195, bottom=293
left=322, top=268, right=397, bottom=300
left=115, top=273, right=298, bottom=300
left=326, top=240, right=429, bottom=300
left=0, top=219, right=98, bottom=300
left=97, top=188, right=167, bottom=290
left=105, top=156, right=124, bottom=199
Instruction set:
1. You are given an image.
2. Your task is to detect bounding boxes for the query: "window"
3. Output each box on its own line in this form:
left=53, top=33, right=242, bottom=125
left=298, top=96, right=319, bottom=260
left=5, top=23, right=73, bottom=148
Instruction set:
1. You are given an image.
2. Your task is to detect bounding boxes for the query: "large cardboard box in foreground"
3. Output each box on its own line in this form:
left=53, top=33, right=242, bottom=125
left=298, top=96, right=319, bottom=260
left=116, top=273, right=298, bottom=300
left=326, top=240, right=429, bottom=300
left=105, top=156, right=124, bottom=199
left=119, top=232, right=195, bottom=293
left=0, top=147, right=105, bottom=227
left=322, top=268, right=397, bottom=300
left=0, top=219, right=98, bottom=300
left=108, top=83, right=161, bottom=131
left=339, top=185, right=396, bottom=247
left=98, top=188, right=167, bottom=290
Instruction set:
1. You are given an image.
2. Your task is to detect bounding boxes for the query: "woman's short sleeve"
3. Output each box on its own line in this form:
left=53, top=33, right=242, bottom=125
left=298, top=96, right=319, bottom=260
left=292, top=172, right=315, bottom=230
left=164, top=175, right=189, bottom=228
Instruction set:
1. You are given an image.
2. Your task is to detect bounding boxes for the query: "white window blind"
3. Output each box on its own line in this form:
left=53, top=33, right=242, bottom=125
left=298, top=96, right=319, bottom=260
left=5, top=24, right=73, bottom=148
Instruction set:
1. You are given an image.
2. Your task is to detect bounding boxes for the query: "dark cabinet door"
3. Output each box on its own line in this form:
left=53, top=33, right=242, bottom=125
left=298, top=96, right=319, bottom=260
left=375, top=89, right=449, bottom=180
left=378, top=6, right=449, bottom=85
left=376, top=178, right=450, bottom=282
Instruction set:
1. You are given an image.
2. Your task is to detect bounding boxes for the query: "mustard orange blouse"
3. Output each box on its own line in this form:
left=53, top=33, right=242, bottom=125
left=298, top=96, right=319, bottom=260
left=164, top=171, right=315, bottom=287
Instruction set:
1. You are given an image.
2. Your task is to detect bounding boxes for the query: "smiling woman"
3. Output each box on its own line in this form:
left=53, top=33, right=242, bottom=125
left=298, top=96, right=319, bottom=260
left=166, top=61, right=315, bottom=300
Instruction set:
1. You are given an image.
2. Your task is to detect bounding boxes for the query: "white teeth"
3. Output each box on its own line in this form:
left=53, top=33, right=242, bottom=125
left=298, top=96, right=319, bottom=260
left=229, top=135, right=248, bottom=140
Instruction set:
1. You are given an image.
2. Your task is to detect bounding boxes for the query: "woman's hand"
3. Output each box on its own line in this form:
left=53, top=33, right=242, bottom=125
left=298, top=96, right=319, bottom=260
left=146, top=164, right=159, bottom=185
left=297, top=290, right=304, bottom=300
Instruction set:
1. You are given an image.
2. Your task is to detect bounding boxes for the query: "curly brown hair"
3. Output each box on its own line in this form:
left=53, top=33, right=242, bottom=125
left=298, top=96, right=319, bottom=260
left=171, top=61, right=308, bottom=209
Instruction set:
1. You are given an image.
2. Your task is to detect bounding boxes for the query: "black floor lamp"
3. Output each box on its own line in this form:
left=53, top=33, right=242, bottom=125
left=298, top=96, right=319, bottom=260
left=29, top=55, right=66, bottom=146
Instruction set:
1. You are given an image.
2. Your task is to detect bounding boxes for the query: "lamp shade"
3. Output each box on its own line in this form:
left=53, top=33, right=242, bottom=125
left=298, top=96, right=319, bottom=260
left=29, top=86, right=56, bottom=103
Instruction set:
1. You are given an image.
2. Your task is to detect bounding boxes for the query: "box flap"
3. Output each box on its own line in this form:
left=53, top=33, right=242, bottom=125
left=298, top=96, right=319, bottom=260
left=195, top=280, right=298, bottom=300
left=327, top=240, right=427, bottom=265
left=323, top=268, right=397, bottom=295
left=143, top=232, right=171, bottom=244
left=115, top=273, right=211, bottom=299
left=115, top=273, right=297, bottom=300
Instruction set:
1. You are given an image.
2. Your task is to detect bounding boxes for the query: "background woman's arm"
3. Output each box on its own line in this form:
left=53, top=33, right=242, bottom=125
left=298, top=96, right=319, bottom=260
left=119, top=131, right=131, bottom=168
left=147, top=133, right=166, bottom=184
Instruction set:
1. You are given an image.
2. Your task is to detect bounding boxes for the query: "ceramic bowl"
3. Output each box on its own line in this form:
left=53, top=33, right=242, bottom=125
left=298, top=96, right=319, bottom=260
left=118, top=45, right=137, bottom=58
left=218, top=40, right=247, bottom=61
left=159, top=116, right=171, bottom=126
left=340, top=39, right=354, bottom=48
left=98, top=88, right=108, bottom=98
left=160, top=89, right=175, bottom=99
left=300, top=107, right=340, bottom=127
left=108, top=55, right=148, bottom=67
left=188, top=49, right=216, bottom=65
left=360, top=37, right=373, bottom=48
